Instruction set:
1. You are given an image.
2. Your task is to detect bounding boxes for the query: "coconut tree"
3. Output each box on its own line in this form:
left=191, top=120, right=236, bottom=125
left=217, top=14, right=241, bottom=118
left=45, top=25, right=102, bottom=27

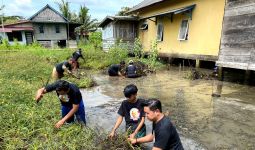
left=75, top=5, right=97, bottom=38
left=55, top=0, right=71, bottom=20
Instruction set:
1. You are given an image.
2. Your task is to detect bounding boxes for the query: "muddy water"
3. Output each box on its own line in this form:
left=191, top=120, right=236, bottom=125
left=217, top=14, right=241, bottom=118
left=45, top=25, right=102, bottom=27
left=81, top=67, right=255, bottom=149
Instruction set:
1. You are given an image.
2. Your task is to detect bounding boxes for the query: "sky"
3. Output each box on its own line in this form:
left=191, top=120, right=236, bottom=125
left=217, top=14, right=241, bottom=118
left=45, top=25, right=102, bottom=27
left=2, top=0, right=143, bottom=21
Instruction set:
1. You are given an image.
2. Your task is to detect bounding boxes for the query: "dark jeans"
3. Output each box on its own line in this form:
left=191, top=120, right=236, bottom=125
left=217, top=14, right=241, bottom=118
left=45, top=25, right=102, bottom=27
left=61, top=100, right=86, bottom=124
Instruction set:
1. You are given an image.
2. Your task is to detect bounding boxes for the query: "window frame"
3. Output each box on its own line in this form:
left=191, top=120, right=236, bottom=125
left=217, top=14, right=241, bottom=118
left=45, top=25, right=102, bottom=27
left=178, top=20, right=189, bottom=41
left=55, top=25, right=60, bottom=33
left=156, top=22, right=164, bottom=42
left=39, top=24, right=44, bottom=33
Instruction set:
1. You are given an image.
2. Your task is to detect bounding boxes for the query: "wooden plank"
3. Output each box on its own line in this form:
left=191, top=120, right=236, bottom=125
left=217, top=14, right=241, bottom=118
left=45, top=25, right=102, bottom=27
left=226, top=0, right=255, bottom=9
left=219, top=49, right=252, bottom=56
left=216, top=61, right=248, bottom=70
left=221, top=42, right=255, bottom=49
left=223, top=15, right=255, bottom=30
left=225, top=3, right=255, bottom=16
left=218, top=55, right=251, bottom=63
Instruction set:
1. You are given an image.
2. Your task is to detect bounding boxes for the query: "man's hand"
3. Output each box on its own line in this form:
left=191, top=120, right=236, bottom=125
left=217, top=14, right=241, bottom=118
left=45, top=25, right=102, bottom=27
left=128, top=137, right=137, bottom=145
left=35, top=88, right=45, bottom=103
left=55, top=120, right=65, bottom=128
left=129, top=132, right=136, bottom=139
left=108, top=130, right=116, bottom=140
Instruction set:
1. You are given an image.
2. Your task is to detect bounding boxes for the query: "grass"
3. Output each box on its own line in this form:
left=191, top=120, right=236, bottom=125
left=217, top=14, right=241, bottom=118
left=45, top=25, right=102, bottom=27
left=0, top=49, right=98, bottom=149
left=0, top=47, right=145, bottom=149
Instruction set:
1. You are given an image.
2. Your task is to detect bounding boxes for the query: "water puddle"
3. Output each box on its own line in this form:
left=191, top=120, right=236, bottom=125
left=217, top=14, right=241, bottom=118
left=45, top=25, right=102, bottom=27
left=82, top=68, right=255, bottom=149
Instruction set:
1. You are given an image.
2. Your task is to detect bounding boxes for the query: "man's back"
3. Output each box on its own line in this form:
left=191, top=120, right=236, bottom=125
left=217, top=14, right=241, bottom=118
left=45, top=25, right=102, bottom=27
left=153, top=116, right=183, bottom=150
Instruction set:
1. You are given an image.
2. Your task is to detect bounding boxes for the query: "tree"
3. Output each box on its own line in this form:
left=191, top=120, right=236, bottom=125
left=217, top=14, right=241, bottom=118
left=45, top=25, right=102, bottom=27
left=75, top=5, right=97, bottom=37
left=116, top=7, right=131, bottom=16
left=55, top=0, right=71, bottom=20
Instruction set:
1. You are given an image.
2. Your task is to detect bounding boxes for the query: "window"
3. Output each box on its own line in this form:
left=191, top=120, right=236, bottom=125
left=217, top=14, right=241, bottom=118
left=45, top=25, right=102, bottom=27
left=7, top=31, right=22, bottom=41
left=157, top=23, right=163, bottom=41
left=178, top=20, right=189, bottom=40
left=55, top=25, right=60, bottom=33
left=140, top=22, right=148, bottom=30
left=39, top=25, right=44, bottom=33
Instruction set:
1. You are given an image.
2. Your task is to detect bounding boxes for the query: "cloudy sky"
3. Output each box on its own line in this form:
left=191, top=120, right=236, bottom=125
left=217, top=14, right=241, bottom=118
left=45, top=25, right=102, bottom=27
left=2, top=0, right=143, bottom=21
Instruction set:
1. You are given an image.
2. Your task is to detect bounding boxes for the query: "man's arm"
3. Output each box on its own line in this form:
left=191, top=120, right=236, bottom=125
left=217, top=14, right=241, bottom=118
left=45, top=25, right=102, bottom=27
left=152, top=147, right=162, bottom=150
left=109, top=116, right=123, bottom=139
left=63, top=64, right=80, bottom=79
left=55, top=104, right=79, bottom=128
left=129, top=133, right=154, bottom=144
left=130, top=117, right=145, bottom=138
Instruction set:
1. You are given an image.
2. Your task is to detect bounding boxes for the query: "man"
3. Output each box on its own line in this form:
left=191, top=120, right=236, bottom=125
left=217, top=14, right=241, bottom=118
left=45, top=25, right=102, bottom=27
left=126, top=60, right=140, bottom=78
left=108, top=61, right=125, bottom=76
left=72, top=48, right=85, bottom=69
left=52, top=59, right=79, bottom=80
left=35, top=80, right=86, bottom=128
left=109, top=84, right=146, bottom=139
left=128, top=99, right=183, bottom=150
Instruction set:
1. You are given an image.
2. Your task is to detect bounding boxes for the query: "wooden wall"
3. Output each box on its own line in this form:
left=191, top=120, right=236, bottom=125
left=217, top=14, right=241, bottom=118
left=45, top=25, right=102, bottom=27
left=102, top=21, right=137, bottom=51
left=217, top=0, right=255, bottom=70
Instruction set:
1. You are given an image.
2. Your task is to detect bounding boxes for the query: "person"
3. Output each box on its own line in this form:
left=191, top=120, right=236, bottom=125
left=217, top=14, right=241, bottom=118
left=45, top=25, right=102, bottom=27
left=52, top=58, right=79, bottom=80
left=128, top=99, right=183, bottom=150
left=72, top=48, right=85, bottom=70
left=109, top=84, right=146, bottom=139
left=108, top=60, right=125, bottom=76
left=126, top=60, right=140, bottom=78
left=35, top=80, right=86, bottom=128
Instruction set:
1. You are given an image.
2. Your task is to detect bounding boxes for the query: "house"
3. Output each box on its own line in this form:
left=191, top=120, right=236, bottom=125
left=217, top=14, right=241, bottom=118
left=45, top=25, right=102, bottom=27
left=129, top=0, right=226, bottom=67
left=98, top=16, right=138, bottom=51
left=0, top=4, right=80, bottom=48
left=217, top=0, right=255, bottom=72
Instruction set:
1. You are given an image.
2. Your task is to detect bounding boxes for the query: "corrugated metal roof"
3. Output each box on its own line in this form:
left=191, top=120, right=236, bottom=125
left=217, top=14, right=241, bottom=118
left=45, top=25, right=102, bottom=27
left=98, top=16, right=138, bottom=28
left=129, top=0, right=164, bottom=12
left=0, top=27, right=34, bottom=32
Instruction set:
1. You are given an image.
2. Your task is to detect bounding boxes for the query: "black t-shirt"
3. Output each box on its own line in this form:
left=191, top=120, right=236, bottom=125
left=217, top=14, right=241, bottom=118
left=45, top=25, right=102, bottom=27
left=45, top=81, right=82, bottom=107
left=126, top=65, right=137, bottom=76
left=55, top=61, right=72, bottom=75
left=72, top=51, right=84, bottom=61
left=153, top=116, right=183, bottom=150
left=118, top=99, right=145, bottom=131
left=108, top=64, right=121, bottom=76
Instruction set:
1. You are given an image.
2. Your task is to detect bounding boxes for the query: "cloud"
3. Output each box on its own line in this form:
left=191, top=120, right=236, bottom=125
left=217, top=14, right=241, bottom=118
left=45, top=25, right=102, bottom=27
left=4, top=0, right=35, bottom=17
left=2, top=0, right=143, bottom=20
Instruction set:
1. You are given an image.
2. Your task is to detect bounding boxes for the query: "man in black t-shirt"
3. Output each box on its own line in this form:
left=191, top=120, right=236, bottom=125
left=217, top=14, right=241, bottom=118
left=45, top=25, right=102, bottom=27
left=71, top=48, right=84, bottom=70
left=109, top=84, right=146, bottom=139
left=108, top=61, right=125, bottom=76
left=52, top=59, right=79, bottom=80
left=126, top=60, right=141, bottom=78
left=128, top=99, right=183, bottom=150
left=35, top=80, right=86, bottom=128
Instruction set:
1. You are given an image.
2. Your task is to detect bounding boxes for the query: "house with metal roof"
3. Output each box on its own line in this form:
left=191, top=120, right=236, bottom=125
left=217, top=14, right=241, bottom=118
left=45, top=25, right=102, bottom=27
left=98, top=16, right=138, bottom=51
left=129, top=0, right=226, bottom=67
left=0, top=4, right=80, bottom=48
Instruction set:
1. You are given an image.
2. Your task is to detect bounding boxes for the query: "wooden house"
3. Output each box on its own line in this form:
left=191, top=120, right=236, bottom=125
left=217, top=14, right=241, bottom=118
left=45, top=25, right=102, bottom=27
left=98, top=16, right=138, bottom=51
left=129, top=0, right=226, bottom=66
left=0, top=4, right=80, bottom=48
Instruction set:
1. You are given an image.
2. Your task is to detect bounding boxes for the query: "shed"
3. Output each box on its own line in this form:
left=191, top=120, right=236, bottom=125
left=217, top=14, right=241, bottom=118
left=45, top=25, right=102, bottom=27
left=98, top=16, right=138, bottom=51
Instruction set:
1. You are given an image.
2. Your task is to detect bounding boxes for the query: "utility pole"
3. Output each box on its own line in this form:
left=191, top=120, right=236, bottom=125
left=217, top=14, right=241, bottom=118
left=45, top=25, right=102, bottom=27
left=1, top=0, right=5, bottom=38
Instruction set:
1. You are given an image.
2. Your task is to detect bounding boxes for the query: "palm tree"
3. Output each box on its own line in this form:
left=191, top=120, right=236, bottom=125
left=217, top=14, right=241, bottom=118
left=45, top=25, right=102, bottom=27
left=75, top=5, right=97, bottom=37
left=55, top=0, right=71, bottom=20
